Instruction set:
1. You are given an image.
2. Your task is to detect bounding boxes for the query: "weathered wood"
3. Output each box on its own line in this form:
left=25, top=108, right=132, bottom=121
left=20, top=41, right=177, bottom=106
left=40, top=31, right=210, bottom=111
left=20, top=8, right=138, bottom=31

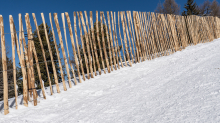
left=123, top=12, right=134, bottom=64
left=79, top=11, right=94, bottom=77
left=90, top=11, right=102, bottom=74
left=84, top=11, right=97, bottom=76
left=9, top=15, right=18, bottom=109
left=127, top=11, right=137, bottom=62
left=35, top=13, right=61, bottom=95
left=138, top=12, right=147, bottom=60
left=41, top=13, right=61, bottom=92
left=107, top=11, right=117, bottom=70
left=25, top=14, right=38, bottom=106
left=95, top=11, right=106, bottom=74
left=100, top=11, right=111, bottom=73
left=110, top=11, right=120, bottom=69
left=118, top=11, right=127, bottom=66
left=143, top=12, right=152, bottom=59
left=61, top=13, right=78, bottom=84
left=113, top=12, right=123, bottom=68
left=133, top=11, right=142, bottom=62
left=102, top=12, right=113, bottom=71
left=18, top=14, right=28, bottom=107
left=25, top=13, right=46, bottom=99
left=53, top=13, right=73, bottom=87
left=120, top=12, right=132, bottom=66
left=77, top=12, right=91, bottom=78
left=74, top=12, right=86, bottom=80
left=65, top=12, right=82, bottom=83
left=0, top=15, right=9, bottom=115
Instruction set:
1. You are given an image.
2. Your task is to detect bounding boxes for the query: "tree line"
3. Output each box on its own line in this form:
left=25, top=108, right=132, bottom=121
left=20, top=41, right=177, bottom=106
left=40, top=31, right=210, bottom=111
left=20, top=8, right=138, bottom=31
left=155, top=0, right=220, bottom=17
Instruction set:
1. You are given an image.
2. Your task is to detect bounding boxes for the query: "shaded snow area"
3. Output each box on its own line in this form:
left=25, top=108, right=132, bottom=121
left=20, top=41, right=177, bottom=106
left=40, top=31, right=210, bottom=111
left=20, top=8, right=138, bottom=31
left=1, top=39, right=220, bottom=123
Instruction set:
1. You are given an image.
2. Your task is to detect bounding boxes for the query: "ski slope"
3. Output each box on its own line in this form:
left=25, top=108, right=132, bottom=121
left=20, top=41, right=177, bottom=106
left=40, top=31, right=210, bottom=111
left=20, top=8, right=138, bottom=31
left=1, top=39, right=220, bottom=123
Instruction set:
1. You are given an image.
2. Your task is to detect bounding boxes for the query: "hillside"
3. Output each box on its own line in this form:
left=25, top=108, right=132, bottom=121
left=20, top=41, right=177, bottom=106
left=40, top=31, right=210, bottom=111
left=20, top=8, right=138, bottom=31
left=0, top=39, right=220, bottom=123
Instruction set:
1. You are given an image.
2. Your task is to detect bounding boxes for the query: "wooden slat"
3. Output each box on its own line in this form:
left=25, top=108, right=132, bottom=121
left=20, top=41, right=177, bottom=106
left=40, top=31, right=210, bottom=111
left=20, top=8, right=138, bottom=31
left=79, top=11, right=94, bottom=77
left=133, top=11, right=142, bottom=62
left=0, top=15, right=9, bottom=115
left=107, top=11, right=117, bottom=70
left=84, top=11, right=97, bottom=76
left=95, top=11, right=106, bottom=73
left=9, top=15, right=18, bottom=109
left=53, top=13, right=73, bottom=87
left=139, top=12, right=148, bottom=59
left=113, top=12, right=123, bottom=68
left=90, top=11, right=102, bottom=74
left=127, top=11, right=137, bottom=62
left=118, top=11, right=127, bottom=66
left=100, top=11, right=111, bottom=73
left=120, top=11, right=132, bottom=66
left=110, top=11, right=120, bottom=69
left=35, top=13, right=61, bottom=95
left=123, top=12, right=134, bottom=63
left=74, top=12, right=86, bottom=80
left=77, top=12, right=91, bottom=78
left=25, top=15, right=38, bottom=106
left=102, top=12, right=113, bottom=71
left=61, top=13, right=78, bottom=84
left=143, top=12, right=152, bottom=59
left=25, top=13, right=46, bottom=99
left=18, top=14, right=28, bottom=107
left=41, top=13, right=61, bottom=92
left=65, top=12, right=82, bottom=83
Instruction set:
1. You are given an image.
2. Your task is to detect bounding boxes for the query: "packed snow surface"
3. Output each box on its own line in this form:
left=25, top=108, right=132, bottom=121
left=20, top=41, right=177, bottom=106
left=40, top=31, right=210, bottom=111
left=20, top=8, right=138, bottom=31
left=1, top=39, right=220, bottom=123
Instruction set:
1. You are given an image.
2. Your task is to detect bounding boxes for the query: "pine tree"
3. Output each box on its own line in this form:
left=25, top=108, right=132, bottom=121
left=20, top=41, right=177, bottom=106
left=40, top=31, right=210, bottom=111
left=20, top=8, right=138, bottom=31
left=32, top=23, right=65, bottom=88
left=182, top=0, right=199, bottom=16
left=71, top=21, right=122, bottom=74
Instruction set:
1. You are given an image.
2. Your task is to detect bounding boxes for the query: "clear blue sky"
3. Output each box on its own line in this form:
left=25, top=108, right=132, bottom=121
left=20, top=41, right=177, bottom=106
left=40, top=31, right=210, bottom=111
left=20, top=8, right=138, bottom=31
left=0, top=0, right=217, bottom=66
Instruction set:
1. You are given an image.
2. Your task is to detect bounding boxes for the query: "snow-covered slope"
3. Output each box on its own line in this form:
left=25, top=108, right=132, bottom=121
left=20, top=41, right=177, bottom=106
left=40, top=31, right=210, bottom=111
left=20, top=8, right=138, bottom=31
left=1, top=39, right=220, bottom=123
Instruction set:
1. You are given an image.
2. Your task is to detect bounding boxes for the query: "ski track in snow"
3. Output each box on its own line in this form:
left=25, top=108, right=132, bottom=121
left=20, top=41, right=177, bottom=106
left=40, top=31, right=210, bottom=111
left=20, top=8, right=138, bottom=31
left=0, top=39, right=220, bottom=123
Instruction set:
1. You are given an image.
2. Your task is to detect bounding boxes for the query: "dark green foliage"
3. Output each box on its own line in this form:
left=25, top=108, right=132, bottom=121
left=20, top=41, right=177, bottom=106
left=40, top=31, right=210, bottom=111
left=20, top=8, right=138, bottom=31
left=71, top=21, right=122, bottom=74
left=182, top=0, right=200, bottom=16
left=16, top=23, right=66, bottom=94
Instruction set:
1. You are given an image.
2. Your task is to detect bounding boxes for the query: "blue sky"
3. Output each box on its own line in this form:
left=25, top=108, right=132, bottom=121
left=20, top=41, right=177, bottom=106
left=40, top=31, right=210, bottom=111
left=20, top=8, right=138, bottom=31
left=0, top=0, right=216, bottom=66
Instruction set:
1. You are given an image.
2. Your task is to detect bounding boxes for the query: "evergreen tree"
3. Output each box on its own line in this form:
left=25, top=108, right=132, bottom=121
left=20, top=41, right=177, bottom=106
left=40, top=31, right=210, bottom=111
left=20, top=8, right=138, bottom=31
left=182, top=0, right=200, bottom=16
left=71, top=21, right=122, bottom=74
left=32, top=23, right=65, bottom=88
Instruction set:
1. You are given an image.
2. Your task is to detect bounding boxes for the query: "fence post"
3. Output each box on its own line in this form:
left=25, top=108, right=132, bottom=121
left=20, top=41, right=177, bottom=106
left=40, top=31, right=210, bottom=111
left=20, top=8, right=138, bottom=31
left=65, top=12, right=82, bottom=83
left=61, top=13, right=78, bottom=84
left=0, top=15, right=9, bottom=115
left=41, top=13, right=61, bottom=93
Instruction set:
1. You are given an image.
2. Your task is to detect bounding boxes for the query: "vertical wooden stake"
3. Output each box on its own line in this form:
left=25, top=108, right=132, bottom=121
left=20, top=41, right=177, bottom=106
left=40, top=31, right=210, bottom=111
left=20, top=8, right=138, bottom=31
left=96, top=11, right=106, bottom=74
left=107, top=11, right=117, bottom=70
left=53, top=13, right=73, bottom=87
left=120, top=12, right=132, bottom=66
left=9, top=15, right=18, bottom=109
left=0, top=15, right=9, bottom=115
left=118, top=11, right=127, bottom=66
left=18, top=14, right=28, bottom=107
left=77, top=12, right=91, bottom=78
left=25, top=13, right=46, bottom=99
left=61, top=13, right=78, bottom=84
left=79, top=11, right=94, bottom=77
left=102, top=12, right=113, bottom=71
left=41, top=13, right=61, bottom=92
left=74, top=12, right=86, bottom=80
left=84, top=11, right=97, bottom=76
left=90, top=11, right=102, bottom=75
left=65, top=12, right=82, bottom=83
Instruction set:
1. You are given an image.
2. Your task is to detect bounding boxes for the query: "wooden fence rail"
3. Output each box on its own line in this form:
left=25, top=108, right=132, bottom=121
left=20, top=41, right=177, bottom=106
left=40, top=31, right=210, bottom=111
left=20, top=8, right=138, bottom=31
left=0, top=11, right=220, bottom=115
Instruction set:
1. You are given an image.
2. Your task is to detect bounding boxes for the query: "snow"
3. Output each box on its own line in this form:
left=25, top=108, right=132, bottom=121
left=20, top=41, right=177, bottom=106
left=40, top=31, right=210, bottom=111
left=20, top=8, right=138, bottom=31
left=0, top=39, right=220, bottom=122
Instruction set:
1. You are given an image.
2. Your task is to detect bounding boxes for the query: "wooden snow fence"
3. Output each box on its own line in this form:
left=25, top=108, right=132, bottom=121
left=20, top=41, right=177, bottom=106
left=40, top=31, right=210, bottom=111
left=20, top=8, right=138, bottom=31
left=0, top=11, right=220, bottom=115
